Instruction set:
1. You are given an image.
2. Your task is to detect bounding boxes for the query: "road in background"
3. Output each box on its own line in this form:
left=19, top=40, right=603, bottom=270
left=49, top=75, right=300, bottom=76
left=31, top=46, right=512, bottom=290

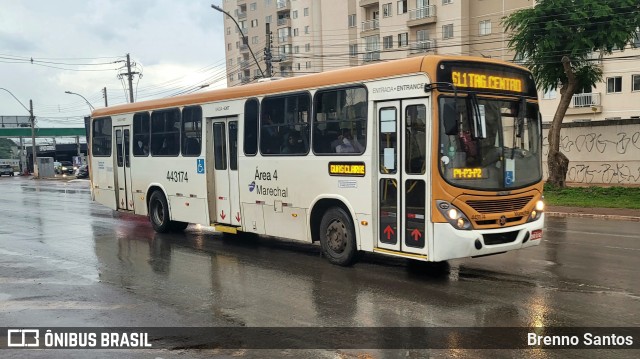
left=0, top=177, right=638, bottom=358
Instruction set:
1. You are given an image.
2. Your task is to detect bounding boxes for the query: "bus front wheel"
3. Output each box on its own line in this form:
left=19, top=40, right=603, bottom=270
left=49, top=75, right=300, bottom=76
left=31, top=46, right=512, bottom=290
left=319, top=207, right=358, bottom=266
left=149, top=191, right=171, bottom=233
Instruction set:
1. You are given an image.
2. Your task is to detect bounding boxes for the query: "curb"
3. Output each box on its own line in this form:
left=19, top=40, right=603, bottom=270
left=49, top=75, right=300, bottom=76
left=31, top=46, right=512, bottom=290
left=546, top=211, right=640, bottom=222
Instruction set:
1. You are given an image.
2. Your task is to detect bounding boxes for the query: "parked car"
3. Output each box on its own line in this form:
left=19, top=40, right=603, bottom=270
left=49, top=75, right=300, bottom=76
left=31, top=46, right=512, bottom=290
left=75, top=164, right=89, bottom=179
left=0, top=164, right=14, bottom=177
left=57, top=161, right=74, bottom=175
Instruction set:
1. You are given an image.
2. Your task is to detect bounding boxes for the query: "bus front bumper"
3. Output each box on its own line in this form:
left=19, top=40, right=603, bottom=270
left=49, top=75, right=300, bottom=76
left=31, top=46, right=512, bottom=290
left=432, top=213, right=544, bottom=262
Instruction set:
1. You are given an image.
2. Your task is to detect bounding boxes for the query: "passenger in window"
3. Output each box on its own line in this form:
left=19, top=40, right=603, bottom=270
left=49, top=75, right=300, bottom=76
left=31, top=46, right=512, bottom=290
left=282, top=131, right=304, bottom=154
left=335, top=129, right=363, bottom=153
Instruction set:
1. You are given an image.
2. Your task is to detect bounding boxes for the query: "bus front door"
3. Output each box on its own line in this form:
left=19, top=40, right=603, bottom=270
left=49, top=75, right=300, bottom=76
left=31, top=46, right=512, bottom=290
left=376, top=99, right=430, bottom=258
left=114, top=125, right=133, bottom=211
left=212, top=118, right=240, bottom=226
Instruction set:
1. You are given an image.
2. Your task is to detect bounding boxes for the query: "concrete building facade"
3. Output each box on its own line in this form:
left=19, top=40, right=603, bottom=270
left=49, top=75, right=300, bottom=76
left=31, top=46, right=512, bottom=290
left=219, top=0, right=640, bottom=184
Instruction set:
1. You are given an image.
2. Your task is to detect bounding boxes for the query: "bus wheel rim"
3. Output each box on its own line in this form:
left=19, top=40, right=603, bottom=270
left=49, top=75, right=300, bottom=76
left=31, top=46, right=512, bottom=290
left=326, top=220, right=347, bottom=253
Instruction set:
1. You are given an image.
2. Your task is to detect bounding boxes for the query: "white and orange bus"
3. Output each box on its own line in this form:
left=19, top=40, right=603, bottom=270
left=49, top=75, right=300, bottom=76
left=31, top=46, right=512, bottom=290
left=89, top=55, right=544, bottom=266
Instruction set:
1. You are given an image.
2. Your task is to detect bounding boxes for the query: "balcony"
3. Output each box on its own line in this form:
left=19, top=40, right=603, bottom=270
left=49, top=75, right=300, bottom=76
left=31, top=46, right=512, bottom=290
left=359, top=0, right=379, bottom=7
left=276, top=0, right=291, bottom=10
left=567, top=93, right=602, bottom=115
left=409, top=40, right=436, bottom=55
left=277, top=18, right=291, bottom=27
left=407, top=5, right=436, bottom=27
left=237, top=11, right=247, bottom=19
left=240, top=44, right=250, bottom=52
left=363, top=50, right=380, bottom=62
left=361, top=19, right=379, bottom=32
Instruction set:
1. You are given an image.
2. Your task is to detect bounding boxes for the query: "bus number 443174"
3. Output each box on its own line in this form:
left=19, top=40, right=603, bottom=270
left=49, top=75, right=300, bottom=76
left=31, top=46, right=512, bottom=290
left=167, top=170, right=188, bottom=183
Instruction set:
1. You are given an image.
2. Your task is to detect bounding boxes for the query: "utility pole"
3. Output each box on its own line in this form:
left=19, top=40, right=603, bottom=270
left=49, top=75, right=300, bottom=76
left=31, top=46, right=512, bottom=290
left=29, top=99, right=37, bottom=177
left=125, top=54, right=138, bottom=103
left=103, top=87, right=108, bottom=107
left=264, top=23, right=273, bottom=78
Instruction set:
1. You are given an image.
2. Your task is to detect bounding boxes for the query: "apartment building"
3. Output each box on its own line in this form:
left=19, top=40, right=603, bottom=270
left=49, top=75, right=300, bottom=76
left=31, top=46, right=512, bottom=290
left=220, top=0, right=530, bottom=86
left=220, top=1, right=640, bottom=122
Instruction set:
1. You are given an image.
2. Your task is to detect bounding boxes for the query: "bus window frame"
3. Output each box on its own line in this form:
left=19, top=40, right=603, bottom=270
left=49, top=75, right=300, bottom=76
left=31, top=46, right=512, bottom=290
left=259, top=91, right=312, bottom=157
left=311, top=84, right=368, bottom=156
left=132, top=111, right=150, bottom=157
left=92, top=117, right=113, bottom=158
left=150, top=108, right=181, bottom=157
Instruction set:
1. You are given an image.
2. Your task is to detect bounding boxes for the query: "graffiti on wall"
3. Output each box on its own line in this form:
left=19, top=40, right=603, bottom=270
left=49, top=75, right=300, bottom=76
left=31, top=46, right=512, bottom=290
left=542, top=125, right=640, bottom=184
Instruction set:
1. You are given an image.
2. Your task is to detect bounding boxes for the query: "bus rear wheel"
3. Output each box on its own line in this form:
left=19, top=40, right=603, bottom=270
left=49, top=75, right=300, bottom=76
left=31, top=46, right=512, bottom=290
left=319, top=207, right=358, bottom=266
left=149, top=191, right=171, bottom=233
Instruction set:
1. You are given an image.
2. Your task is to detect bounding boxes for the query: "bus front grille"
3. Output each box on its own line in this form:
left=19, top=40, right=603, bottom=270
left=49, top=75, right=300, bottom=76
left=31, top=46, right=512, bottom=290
left=466, top=196, right=533, bottom=214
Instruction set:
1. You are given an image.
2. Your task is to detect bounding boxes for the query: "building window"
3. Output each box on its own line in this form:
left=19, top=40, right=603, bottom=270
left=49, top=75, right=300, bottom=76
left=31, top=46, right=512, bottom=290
left=292, top=10, right=298, bottom=19
left=252, top=36, right=259, bottom=44
left=398, top=32, right=408, bottom=47
left=397, top=0, right=407, bottom=14
left=632, top=75, right=640, bottom=92
left=250, top=2, right=257, bottom=10
left=607, top=77, right=622, bottom=93
left=479, top=20, right=491, bottom=36
left=442, top=24, right=454, bottom=39
left=294, top=45, right=300, bottom=53
left=264, top=0, right=272, bottom=6
left=226, top=27, right=231, bottom=35
left=383, top=35, right=393, bottom=49
left=383, top=3, right=392, bottom=17
left=265, top=15, right=272, bottom=23
left=304, top=7, right=309, bottom=16
left=348, top=14, right=356, bottom=28
left=305, top=43, right=311, bottom=52
left=227, top=43, right=231, bottom=51
left=251, top=19, right=258, bottom=27
left=294, top=28, right=299, bottom=36
left=542, top=89, right=557, bottom=100
left=349, top=44, right=358, bottom=57
left=443, top=0, right=452, bottom=4
left=305, top=26, right=310, bottom=34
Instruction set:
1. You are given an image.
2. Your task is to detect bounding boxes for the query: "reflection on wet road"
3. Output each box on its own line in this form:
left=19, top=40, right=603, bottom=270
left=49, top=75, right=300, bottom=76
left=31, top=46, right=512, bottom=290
left=1, top=177, right=638, bottom=358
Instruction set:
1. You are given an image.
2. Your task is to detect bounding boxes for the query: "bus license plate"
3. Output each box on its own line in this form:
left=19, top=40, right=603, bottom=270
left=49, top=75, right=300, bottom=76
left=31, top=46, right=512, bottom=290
left=531, top=230, right=543, bottom=240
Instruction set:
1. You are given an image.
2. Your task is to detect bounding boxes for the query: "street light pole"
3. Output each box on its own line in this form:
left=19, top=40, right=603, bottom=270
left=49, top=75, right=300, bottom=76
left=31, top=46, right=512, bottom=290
left=0, top=87, right=36, bottom=176
left=65, top=91, right=95, bottom=111
left=211, top=4, right=266, bottom=79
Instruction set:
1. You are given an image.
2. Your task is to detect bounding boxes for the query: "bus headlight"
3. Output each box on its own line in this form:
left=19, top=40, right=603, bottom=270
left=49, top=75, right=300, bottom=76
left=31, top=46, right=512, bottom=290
left=437, top=200, right=472, bottom=230
left=528, top=200, right=544, bottom=222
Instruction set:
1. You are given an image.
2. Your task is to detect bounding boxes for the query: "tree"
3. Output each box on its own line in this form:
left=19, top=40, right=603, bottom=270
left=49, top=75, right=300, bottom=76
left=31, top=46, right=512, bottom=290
left=503, top=0, right=640, bottom=187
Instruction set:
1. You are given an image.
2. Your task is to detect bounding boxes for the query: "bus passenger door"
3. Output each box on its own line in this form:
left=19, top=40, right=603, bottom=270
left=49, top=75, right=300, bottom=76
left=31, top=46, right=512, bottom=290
left=376, top=100, right=430, bottom=258
left=212, top=118, right=240, bottom=226
left=114, top=125, right=133, bottom=211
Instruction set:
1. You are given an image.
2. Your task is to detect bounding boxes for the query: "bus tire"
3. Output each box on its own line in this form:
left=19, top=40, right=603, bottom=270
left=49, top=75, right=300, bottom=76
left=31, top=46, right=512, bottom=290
left=319, top=207, right=358, bottom=266
left=149, top=191, right=171, bottom=233
left=169, top=221, right=189, bottom=232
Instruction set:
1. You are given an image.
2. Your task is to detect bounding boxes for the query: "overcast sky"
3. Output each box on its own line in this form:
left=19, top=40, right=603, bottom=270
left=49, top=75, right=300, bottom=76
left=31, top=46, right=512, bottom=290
left=0, top=0, right=227, bottom=128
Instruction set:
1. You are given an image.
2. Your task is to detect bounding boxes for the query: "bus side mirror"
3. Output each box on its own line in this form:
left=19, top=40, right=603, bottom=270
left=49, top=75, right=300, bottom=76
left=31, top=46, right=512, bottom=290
left=443, top=102, right=458, bottom=136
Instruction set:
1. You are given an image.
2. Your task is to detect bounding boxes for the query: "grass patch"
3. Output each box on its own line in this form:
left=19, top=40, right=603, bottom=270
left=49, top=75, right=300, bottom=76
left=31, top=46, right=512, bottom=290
left=543, top=184, right=640, bottom=209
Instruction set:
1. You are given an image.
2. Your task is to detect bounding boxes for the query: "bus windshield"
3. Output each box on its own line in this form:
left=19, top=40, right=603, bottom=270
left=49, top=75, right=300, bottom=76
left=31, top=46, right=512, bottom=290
left=438, top=96, right=541, bottom=191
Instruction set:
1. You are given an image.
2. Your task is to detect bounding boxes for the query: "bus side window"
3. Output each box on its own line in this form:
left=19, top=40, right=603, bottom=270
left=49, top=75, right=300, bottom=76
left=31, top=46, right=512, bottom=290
left=133, top=112, right=150, bottom=157
left=151, top=108, right=180, bottom=157
left=244, top=98, right=259, bottom=156
left=182, top=106, right=202, bottom=157
left=313, top=86, right=367, bottom=155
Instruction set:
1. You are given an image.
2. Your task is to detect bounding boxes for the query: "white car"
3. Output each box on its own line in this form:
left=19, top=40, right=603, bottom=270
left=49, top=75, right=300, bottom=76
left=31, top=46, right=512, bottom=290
left=0, top=164, right=14, bottom=176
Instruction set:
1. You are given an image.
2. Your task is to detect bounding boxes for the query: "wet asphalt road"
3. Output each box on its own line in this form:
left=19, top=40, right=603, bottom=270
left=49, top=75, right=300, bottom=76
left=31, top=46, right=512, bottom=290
left=0, top=176, right=638, bottom=358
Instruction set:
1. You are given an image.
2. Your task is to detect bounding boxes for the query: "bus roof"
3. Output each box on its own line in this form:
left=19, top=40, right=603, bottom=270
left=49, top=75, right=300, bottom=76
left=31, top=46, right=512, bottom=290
left=91, top=55, right=528, bottom=118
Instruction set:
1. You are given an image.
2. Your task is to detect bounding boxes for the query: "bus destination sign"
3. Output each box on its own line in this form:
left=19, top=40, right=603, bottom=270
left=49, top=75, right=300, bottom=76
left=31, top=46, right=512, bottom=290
left=329, top=162, right=366, bottom=177
left=451, top=68, right=523, bottom=93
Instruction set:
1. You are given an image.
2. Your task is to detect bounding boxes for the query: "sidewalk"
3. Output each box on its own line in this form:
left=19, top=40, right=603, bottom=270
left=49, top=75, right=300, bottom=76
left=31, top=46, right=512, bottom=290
left=546, top=205, right=640, bottom=222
